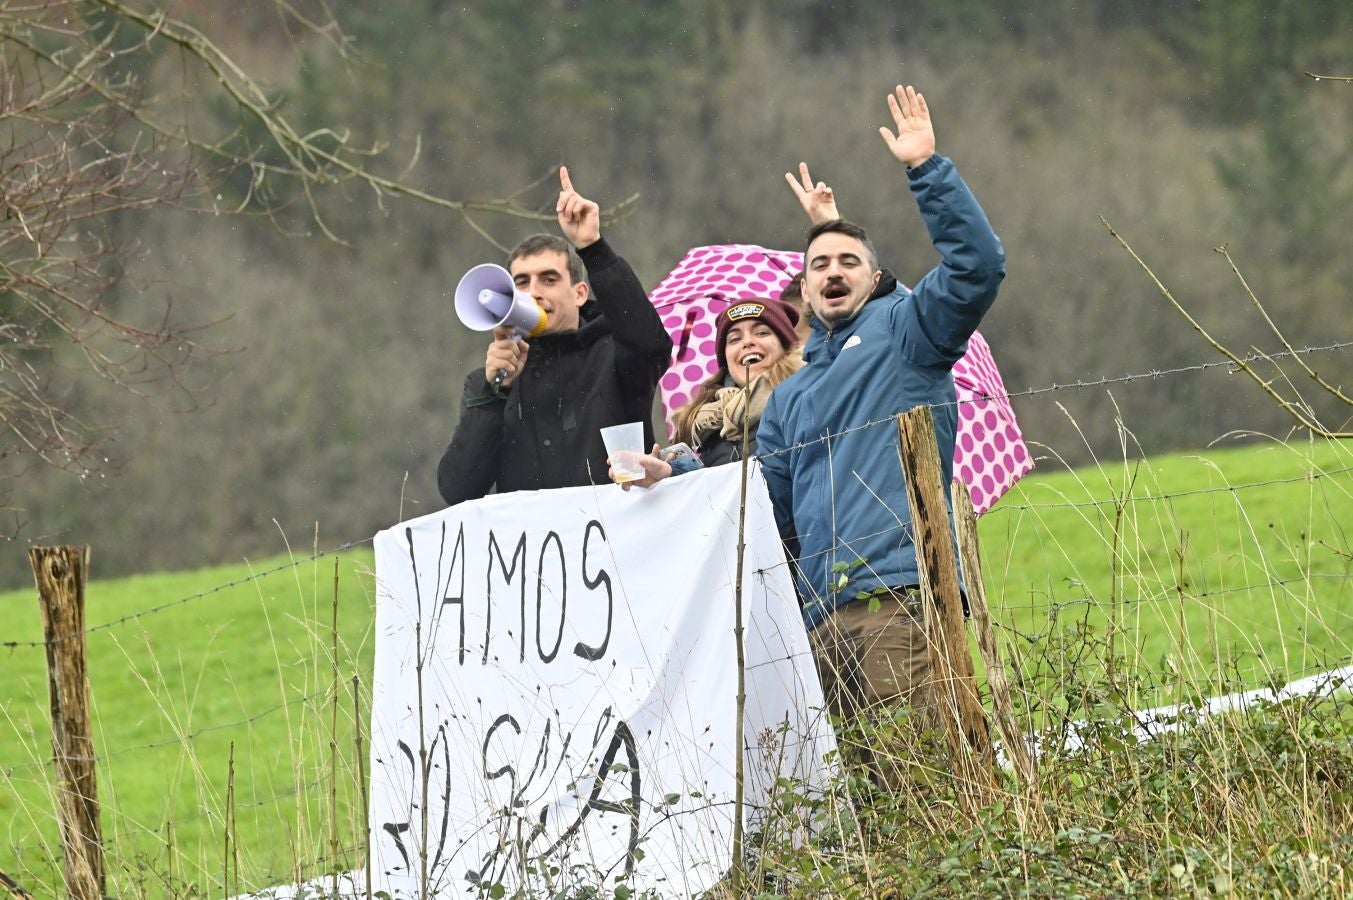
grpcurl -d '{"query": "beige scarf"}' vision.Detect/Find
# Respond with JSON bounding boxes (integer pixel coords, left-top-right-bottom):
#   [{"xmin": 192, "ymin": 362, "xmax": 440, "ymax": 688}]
[{"xmin": 692, "ymin": 351, "xmax": 802, "ymax": 447}]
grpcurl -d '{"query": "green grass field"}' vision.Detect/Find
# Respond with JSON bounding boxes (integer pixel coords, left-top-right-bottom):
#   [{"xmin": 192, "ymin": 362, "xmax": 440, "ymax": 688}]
[
  {"xmin": 0, "ymin": 436, "xmax": 1349, "ymax": 896},
  {"xmin": 1, "ymin": 548, "xmax": 380, "ymax": 896},
  {"xmin": 981, "ymin": 436, "xmax": 1351, "ymax": 712}
]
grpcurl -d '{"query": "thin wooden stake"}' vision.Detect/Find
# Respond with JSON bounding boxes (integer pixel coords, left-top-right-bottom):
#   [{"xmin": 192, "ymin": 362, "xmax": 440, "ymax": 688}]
[
  {"xmin": 895, "ymin": 409, "xmax": 997, "ymax": 806},
  {"xmin": 330, "ymin": 559, "xmax": 341, "ymax": 900},
  {"xmin": 354, "ymin": 674, "xmax": 373, "ymax": 900},
  {"xmin": 224, "ymin": 740, "xmax": 236, "ymax": 900},
  {"xmin": 951, "ymin": 481, "xmax": 1037, "ymax": 790},
  {"xmin": 29, "ymin": 546, "xmax": 104, "ymax": 900},
  {"xmin": 729, "ymin": 377, "xmax": 753, "ymax": 897}
]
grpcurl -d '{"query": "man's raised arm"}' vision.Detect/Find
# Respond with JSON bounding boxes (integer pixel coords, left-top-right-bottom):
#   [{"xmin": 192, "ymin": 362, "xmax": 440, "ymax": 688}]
[
  {"xmin": 558, "ymin": 166, "xmax": 671, "ymax": 364},
  {"xmin": 886, "ymin": 85, "xmax": 1005, "ymax": 366}
]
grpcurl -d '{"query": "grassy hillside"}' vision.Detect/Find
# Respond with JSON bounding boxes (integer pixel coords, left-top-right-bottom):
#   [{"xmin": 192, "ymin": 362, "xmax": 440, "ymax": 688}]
[
  {"xmin": 0, "ymin": 548, "xmax": 380, "ymax": 895},
  {"xmin": 0, "ymin": 436, "xmax": 1348, "ymax": 895},
  {"xmin": 983, "ymin": 435, "xmax": 1350, "ymax": 715}
]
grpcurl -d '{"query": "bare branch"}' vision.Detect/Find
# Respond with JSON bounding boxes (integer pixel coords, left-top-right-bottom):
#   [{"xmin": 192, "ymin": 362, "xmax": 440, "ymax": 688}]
[
  {"xmin": 1100, "ymin": 217, "xmax": 1350, "ymax": 439},
  {"xmin": 1215, "ymin": 243, "xmax": 1353, "ymax": 408},
  {"xmin": 4, "ymin": 1, "xmax": 617, "ymax": 477}
]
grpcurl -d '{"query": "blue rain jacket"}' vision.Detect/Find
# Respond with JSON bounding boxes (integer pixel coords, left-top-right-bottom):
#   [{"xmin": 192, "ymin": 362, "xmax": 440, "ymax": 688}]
[{"xmin": 756, "ymin": 154, "xmax": 1006, "ymax": 630}]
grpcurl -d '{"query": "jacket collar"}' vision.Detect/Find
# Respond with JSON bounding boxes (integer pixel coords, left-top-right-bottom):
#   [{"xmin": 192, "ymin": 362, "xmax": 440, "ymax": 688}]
[
  {"xmin": 802, "ymin": 268, "xmax": 900, "ymax": 362},
  {"xmin": 536, "ymin": 301, "xmax": 607, "ymax": 348}
]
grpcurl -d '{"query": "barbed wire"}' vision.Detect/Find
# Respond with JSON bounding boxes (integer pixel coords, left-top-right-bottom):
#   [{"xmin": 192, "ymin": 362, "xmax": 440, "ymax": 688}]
[
  {"xmin": 755, "ymin": 338, "xmax": 1353, "ymax": 461},
  {"xmin": 0, "ymin": 685, "xmax": 340, "ymax": 778},
  {"xmin": 7, "ymin": 444, "xmax": 1344, "ymax": 653},
  {"xmin": 1, "ymin": 339, "xmax": 1347, "ymax": 875},
  {"xmin": 748, "ymin": 461, "xmax": 1353, "ymax": 582},
  {"xmin": 990, "ymin": 572, "xmax": 1353, "ymax": 614},
  {"xmin": 990, "ymin": 465, "xmax": 1353, "ymax": 513},
  {"xmin": 745, "ymin": 573, "xmax": 1351, "ymax": 661},
  {"xmin": 3, "ymin": 536, "xmax": 374, "ymax": 650},
  {"xmin": 6, "ymin": 339, "xmax": 1349, "ymax": 650},
  {"xmin": 4, "ymin": 776, "xmax": 332, "ymax": 862}
]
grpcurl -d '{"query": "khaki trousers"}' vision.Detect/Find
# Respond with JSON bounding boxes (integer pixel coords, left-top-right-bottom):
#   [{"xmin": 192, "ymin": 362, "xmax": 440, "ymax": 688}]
[{"xmin": 808, "ymin": 588, "xmax": 933, "ymax": 720}]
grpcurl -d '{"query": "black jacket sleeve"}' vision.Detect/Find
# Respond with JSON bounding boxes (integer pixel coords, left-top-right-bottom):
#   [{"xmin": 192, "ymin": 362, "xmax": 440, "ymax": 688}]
[
  {"xmin": 437, "ymin": 370, "xmax": 505, "ymax": 506},
  {"xmin": 579, "ymin": 236, "xmax": 672, "ymax": 389}
]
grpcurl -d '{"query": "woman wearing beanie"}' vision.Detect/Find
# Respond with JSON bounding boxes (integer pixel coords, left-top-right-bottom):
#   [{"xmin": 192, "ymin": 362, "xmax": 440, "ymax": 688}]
[
  {"xmin": 609, "ymin": 162, "xmax": 837, "ymax": 487},
  {"xmin": 678, "ymin": 299, "xmax": 802, "ymax": 465},
  {"xmin": 610, "ymin": 299, "xmax": 802, "ymax": 487}
]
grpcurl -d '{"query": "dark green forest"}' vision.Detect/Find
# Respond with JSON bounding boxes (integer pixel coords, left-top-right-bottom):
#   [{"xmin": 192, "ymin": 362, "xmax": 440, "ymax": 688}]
[{"xmin": 3, "ymin": 0, "xmax": 1352, "ymax": 584}]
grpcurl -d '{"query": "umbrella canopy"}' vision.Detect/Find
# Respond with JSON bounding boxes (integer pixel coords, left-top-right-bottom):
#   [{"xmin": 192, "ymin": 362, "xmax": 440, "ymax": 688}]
[
  {"xmin": 648, "ymin": 244, "xmax": 1031, "ymax": 514},
  {"xmin": 650, "ymin": 244, "xmax": 802, "ymax": 415}
]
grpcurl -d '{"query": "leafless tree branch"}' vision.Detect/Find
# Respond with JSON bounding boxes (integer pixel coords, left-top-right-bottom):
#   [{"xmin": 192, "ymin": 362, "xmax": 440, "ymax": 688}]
[
  {"xmin": 1100, "ymin": 217, "xmax": 1350, "ymax": 439},
  {"xmin": 3, "ymin": 1, "xmax": 622, "ymax": 479}
]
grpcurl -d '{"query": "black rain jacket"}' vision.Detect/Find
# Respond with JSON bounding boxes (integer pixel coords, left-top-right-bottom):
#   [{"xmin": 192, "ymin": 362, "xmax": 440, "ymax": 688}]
[{"xmin": 437, "ymin": 237, "xmax": 672, "ymax": 505}]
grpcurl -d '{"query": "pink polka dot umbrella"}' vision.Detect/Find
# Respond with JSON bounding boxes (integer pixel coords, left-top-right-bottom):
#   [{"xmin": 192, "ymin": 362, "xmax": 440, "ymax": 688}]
[{"xmin": 649, "ymin": 244, "xmax": 1032, "ymax": 514}]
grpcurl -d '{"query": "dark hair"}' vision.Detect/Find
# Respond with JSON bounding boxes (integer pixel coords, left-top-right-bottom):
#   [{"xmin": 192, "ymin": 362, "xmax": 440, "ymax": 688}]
[
  {"xmin": 778, "ymin": 271, "xmax": 804, "ymax": 305},
  {"xmin": 804, "ymin": 219, "xmax": 878, "ymax": 273},
  {"xmin": 507, "ymin": 234, "xmax": 589, "ymax": 285}
]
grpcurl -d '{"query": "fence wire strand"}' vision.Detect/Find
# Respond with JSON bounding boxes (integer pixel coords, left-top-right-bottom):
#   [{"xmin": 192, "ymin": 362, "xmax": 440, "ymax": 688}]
[{"xmin": 7, "ymin": 338, "xmax": 1350, "ymax": 647}]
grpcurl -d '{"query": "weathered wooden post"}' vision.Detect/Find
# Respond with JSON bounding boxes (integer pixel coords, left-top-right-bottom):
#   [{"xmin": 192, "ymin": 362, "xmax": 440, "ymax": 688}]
[
  {"xmin": 896, "ymin": 408, "xmax": 997, "ymax": 805},
  {"xmin": 952, "ymin": 481, "xmax": 1038, "ymax": 791},
  {"xmin": 29, "ymin": 546, "xmax": 104, "ymax": 900}
]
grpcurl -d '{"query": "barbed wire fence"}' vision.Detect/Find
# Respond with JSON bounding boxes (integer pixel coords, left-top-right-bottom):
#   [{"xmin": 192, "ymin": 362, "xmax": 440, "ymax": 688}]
[{"xmin": 2, "ymin": 338, "xmax": 1350, "ymax": 896}]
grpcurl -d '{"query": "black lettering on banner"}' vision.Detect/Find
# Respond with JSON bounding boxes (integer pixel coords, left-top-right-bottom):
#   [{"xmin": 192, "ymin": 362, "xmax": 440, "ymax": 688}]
[
  {"xmin": 380, "ymin": 729, "xmax": 455, "ymax": 877},
  {"xmin": 380, "ymin": 740, "xmax": 416, "ymax": 873},
  {"xmin": 404, "ymin": 527, "xmax": 423, "ymax": 617},
  {"xmin": 485, "ymin": 530, "xmax": 527, "ymax": 664},
  {"xmin": 591, "ymin": 706, "xmax": 614, "ymax": 750},
  {"xmin": 575, "ymin": 520, "xmax": 613, "ymax": 661},
  {"xmin": 478, "ymin": 715, "xmax": 561, "ymax": 889},
  {"xmin": 440, "ymin": 523, "xmax": 468, "ymax": 664},
  {"xmin": 482, "ymin": 713, "xmax": 522, "ymax": 785},
  {"xmin": 427, "ymin": 725, "xmax": 453, "ymax": 875},
  {"xmin": 544, "ymin": 718, "xmax": 643, "ymax": 875},
  {"xmin": 536, "ymin": 531, "xmax": 567, "ymax": 663}
]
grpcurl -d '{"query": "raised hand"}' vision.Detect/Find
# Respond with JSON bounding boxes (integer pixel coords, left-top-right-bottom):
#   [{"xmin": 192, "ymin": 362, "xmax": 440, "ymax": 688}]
[
  {"xmin": 783, "ymin": 162, "xmax": 842, "ymax": 224},
  {"xmin": 556, "ymin": 166, "xmax": 601, "ymax": 249},
  {"xmin": 878, "ymin": 84, "xmax": 936, "ymax": 170}
]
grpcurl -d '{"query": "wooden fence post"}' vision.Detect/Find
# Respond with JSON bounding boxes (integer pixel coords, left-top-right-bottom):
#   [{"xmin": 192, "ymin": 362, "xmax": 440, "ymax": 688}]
[
  {"xmin": 29, "ymin": 546, "xmax": 104, "ymax": 900},
  {"xmin": 896, "ymin": 408, "xmax": 997, "ymax": 805},
  {"xmin": 951, "ymin": 481, "xmax": 1038, "ymax": 791}
]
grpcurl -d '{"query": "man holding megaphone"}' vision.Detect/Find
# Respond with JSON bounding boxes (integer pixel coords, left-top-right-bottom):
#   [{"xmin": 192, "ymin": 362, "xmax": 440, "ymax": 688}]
[{"xmin": 438, "ymin": 167, "xmax": 672, "ymax": 505}]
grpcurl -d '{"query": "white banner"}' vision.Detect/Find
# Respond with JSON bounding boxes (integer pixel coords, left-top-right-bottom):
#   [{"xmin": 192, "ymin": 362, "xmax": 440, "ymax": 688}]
[{"xmin": 364, "ymin": 462, "xmax": 834, "ymax": 898}]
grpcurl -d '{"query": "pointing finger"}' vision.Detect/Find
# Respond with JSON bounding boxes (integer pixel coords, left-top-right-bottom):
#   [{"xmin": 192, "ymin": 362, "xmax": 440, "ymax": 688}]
[
  {"xmin": 798, "ymin": 161, "xmax": 814, "ymax": 191},
  {"xmin": 559, "ymin": 165, "xmax": 573, "ymax": 194}
]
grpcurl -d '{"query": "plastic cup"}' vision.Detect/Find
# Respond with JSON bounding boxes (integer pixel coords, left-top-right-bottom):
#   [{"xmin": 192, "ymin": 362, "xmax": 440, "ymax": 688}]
[{"xmin": 600, "ymin": 422, "xmax": 646, "ymax": 483}]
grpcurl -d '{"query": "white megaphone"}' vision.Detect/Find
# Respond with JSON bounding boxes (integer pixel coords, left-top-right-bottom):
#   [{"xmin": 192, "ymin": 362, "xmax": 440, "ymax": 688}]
[{"xmin": 454, "ymin": 263, "xmax": 549, "ymax": 338}]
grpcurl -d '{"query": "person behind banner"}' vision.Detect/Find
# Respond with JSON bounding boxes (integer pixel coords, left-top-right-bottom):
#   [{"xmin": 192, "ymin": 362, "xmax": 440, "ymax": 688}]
[
  {"xmin": 608, "ymin": 299, "xmax": 802, "ymax": 488},
  {"xmin": 438, "ymin": 167, "xmax": 673, "ymax": 505},
  {"xmin": 756, "ymin": 85, "xmax": 1006, "ymax": 728},
  {"xmin": 608, "ymin": 166, "xmax": 844, "ymax": 489}
]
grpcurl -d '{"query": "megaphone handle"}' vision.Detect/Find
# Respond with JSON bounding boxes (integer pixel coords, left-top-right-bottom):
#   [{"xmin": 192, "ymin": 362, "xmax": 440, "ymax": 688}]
[{"xmin": 490, "ymin": 332, "xmax": 524, "ymax": 390}]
